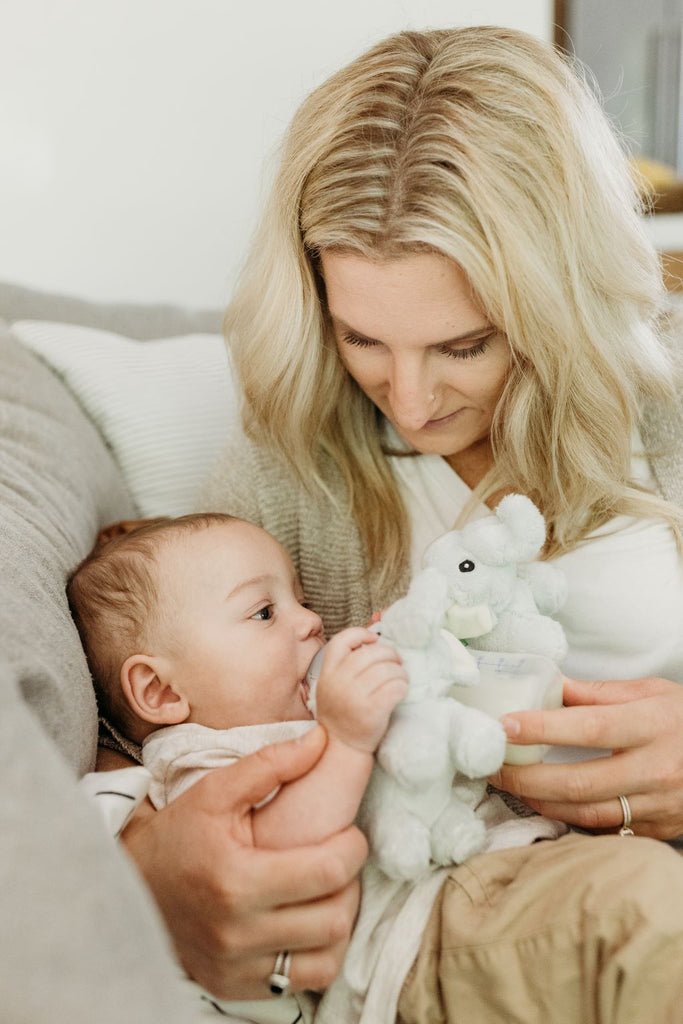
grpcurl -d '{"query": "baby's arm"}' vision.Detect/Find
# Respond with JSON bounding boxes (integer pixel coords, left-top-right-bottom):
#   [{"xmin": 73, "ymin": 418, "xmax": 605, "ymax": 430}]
[{"xmin": 253, "ymin": 628, "xmax": 408, "ymax": 848}]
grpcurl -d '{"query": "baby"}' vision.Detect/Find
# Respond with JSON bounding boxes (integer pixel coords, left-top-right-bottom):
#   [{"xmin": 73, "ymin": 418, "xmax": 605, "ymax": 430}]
[
  {"xmin": 69, "ymin": 514, "xmax": 682, "ymax": 1024},
  {"xmin": 67, "ymin": 512, "xmax": 409, "ymax": 1023}
]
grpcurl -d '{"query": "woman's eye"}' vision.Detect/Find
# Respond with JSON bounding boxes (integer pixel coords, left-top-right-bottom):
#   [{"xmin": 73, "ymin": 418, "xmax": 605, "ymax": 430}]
[
  {"xmin": 341, "ymin": 330, "xmax": 494, "ymax": 358},
  {"xmin": 341, "ymin": 331, "xmax": 377, "ymax": 349},
  {"xmin": 252, "ymin": 605, "xmax": 274, "ymax": 621},
  {"xmin": 443, "ymin": 338, "xmax": 490, "ymax": 360}
]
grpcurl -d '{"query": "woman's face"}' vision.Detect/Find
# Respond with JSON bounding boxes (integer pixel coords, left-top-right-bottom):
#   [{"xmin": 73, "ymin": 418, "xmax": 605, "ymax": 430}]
[{"xmin": 321, "ymin": 251, "xmax": 510, "ymax": 460}]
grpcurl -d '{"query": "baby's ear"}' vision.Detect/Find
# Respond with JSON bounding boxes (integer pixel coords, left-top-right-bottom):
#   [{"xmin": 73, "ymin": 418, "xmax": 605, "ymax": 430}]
[{"xmin": 120, "ymin": 655, "xmax": 190, "ymax": 726}]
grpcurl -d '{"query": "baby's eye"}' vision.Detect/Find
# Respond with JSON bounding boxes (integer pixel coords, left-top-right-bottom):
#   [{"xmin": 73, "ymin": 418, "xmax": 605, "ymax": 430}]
[{"xmin": 252, "ymin": 604, "xmax": 274, "ymax": 621}]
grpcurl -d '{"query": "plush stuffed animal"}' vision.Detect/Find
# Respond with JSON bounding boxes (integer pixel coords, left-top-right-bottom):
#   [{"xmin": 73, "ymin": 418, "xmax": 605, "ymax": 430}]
[
  {"xmin": 306, "ymin": 495, "xmax": 564, "ymax": 881},
  {"xmin": 356, "ymin": 567, "xmax": 507, "ymax": 881},
  {"xmin": 424, "ymin": 494, "xmax": 568, "ymax": 664}
]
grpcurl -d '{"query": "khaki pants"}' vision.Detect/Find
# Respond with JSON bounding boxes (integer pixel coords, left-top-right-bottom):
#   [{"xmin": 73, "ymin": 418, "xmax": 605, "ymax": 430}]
[{"xmin": 397, "ymin": 832, "xmax": 683, "ymax": 1024}]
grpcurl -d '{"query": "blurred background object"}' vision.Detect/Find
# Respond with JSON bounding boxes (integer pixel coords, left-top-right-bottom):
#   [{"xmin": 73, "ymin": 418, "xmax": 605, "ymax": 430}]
[
  {"xmin": 556, "ymin": 0, "xmax": 683, "ymax": 210},
  {"xmin": 556, "ymin": 0, "xmax": 683, "ymax": 290}
]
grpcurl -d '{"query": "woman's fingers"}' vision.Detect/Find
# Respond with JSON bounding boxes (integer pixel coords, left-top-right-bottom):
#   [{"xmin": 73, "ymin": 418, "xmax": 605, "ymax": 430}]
[
  {"xmin": 499, "ymin": 699, "xmax": 659, "ymax": 751},
  {"xmin": 562, "ymin": 675, "xmax": 675, "ymax": 706},
  {"xmin": 490, "ymin": 677, "xmax": 683, "ymax": 840},
  {"xmin": 204, "ymin": 725, "xmax": 328, "ymax": 818},
  {"xmin": 233, "ymin": 930, "xmax": 356, "ymax": 998},
  {"xmin": 491, "ymin": 751, "xmax": 629, "ymax": 805},
  {"xmin": 499, "ymin": 676, "xmax": 683, "ymax": 752},
  {"xmin": 240, "ymin": 826, "xmax": 368, "ymax": 908},
  {"xmin": 196, "ymin": 877, "xmax": 362, "ymax": 1000},
  {"xmin": 492, "ymin": 742, "xmax": 678, "ymax": 805},
  {"xmin": 213, "ymin": 875, "xmax": 360, "ymax": 957},
  {"xmin": 520, "ymin": 789, "xmax": 683, "ymax": 840}
]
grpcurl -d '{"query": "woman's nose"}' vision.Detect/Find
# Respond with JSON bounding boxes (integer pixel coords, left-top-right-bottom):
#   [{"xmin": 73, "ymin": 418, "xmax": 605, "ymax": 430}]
[{"xmin": 388, "ymin": 361, "xmax": 434, "ymax": 431}]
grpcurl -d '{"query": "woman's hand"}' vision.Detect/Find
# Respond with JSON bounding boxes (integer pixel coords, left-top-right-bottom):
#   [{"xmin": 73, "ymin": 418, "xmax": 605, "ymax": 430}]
[
  {"xmin": 121, "ymin": 725, "xmax": 367, "ymax": 999},
  {"xmin": 489, "ymin": 676, "xmax": 683, "ymax": 840}
]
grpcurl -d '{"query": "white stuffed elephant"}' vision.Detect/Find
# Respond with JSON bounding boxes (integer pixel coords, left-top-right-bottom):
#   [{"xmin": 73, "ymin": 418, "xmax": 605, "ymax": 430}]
[{"xmin": 357, "ymin": 567, "xmax": 507, "ymax": 881}]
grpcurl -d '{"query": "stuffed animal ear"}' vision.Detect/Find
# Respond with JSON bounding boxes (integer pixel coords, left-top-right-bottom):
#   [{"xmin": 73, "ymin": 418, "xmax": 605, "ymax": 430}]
[
  {"xmin": 463, "ymin": 494, "xmax": 546, "ymax": 564},
  {"xmin": 423, "ymin": 494, "xmax": 547, "ymax": 571},
  {"xmin": 380, "ymin": 567, "xmax": 449, "ymax": 648},
  {"xmin": 494, "ymin": 495, "xmax": 546, "ymax": 560}
]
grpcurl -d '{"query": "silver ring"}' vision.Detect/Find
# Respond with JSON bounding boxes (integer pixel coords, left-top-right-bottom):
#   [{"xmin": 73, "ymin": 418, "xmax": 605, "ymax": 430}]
[
  {"xmin": 618, "ymin": 794, "xmax": 634, "ymax": 836},
  {"xmin": 268, "ymin": 950, "xmax": 292, "ymax": 996}
]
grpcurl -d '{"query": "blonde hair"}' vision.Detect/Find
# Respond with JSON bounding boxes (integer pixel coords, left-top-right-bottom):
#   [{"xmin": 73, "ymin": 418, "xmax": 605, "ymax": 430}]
[
  {"xmin": 67, "ymin": 513, "xmax": 237, "ymax": 736},
  {"xmin": 226, "ymin": 26, "xmax": 682, "ymax": 592}
]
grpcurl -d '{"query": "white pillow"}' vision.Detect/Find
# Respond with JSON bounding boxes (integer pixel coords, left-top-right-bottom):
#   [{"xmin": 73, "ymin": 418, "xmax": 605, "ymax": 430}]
[{"xmin": 12, "ymin": 319, "xmax": 241, "ymax": 518}]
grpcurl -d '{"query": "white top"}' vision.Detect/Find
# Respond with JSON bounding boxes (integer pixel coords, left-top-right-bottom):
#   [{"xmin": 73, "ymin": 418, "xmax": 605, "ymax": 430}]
[{"xmin": 390, "ymin": 438, "xmax": 683, "ymax": 763}]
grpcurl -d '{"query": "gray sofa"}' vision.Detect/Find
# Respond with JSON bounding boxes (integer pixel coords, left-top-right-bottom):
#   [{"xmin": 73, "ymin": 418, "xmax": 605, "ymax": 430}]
[{"xmin": 0, "ymin": 282, "xmax": 222, "ymax": 1022}]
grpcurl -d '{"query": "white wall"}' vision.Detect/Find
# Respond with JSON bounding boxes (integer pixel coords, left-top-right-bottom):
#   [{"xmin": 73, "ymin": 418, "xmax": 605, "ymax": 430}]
[{"xmin": 1, "ymin": 1, "xmax": 552, "ymax": 308}]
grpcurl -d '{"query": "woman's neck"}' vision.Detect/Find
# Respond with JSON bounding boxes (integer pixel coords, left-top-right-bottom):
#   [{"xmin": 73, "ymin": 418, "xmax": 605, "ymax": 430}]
[
  {"xmin": 445, "ymin": 439, "xmax": 509, "ymax": 510},
  {"xmin": 444, "ymin": 437, "xmax": 494, "ymax": 490}
]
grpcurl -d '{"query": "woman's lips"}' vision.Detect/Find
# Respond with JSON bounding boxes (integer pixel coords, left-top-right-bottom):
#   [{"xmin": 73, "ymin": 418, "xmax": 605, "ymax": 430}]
[{"xmin": 425, "ymin": 408, "xmax": 464, "ymax": 429}]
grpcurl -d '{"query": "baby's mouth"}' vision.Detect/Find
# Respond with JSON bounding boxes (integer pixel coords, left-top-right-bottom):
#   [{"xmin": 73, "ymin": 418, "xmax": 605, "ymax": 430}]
[{"xmin": 299, "ymin": 677, "xmax": 311, "ymax": 708}]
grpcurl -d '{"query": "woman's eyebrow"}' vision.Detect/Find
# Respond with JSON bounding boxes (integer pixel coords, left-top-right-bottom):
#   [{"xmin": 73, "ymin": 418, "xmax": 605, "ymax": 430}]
[{"xmin": 330, "ymin": 315, "xmax": 494, "ymax": 346}]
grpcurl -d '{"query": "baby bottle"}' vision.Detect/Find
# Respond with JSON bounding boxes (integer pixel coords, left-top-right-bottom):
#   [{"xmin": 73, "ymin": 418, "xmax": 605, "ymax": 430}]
[
  {"xmin": 450, "ymin": 650, "xmax": 564, "ymax": 765},
  {"xmin": 304, "ymin": 644, "xmax": 329, "ymax": 715}
]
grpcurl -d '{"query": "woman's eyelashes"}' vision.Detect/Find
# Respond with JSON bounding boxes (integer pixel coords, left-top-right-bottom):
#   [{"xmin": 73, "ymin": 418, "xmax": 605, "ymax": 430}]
[
  {"xmin": 339, "ymin": 331, "xmax": 377, "ymax": 350},
  {"xmin": 339, "ymin": 330, "xmax": 493, "ymax": 360},
  {"xmin": 442, "ymin": 337, "xmax": 491, "ymax": 360}
]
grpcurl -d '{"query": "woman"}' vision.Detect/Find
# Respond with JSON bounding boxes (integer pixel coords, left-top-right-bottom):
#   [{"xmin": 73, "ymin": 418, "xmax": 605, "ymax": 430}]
[
  {"xmin": 203, "ymin": 24, "xmax": 683, "ymax": 841},
  {"xmin": 122, "ymin": 25, "xmax": 683, "ymax": 1019}
]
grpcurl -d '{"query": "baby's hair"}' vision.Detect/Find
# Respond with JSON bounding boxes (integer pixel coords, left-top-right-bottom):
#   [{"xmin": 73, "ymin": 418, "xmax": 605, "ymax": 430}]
[{"xmin": 67, "ymin": 512, "xmax": 239, "ymax": 736}]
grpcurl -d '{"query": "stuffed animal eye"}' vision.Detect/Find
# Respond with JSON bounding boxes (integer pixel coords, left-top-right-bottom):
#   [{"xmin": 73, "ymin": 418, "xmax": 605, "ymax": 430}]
[{"xmin": 458, "ymin": 560, "xmax": 475, "ymax": 572}]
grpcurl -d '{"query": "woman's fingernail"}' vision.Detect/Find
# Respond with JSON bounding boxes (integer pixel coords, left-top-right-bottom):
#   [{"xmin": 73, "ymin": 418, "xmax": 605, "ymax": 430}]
[
  {"xmin": 501, "ymin": 716, "xmax": 521, "ymax": 738},
  {"xmin": 297, "ymin": 724, "xmax": 322, "ymax": 744}
]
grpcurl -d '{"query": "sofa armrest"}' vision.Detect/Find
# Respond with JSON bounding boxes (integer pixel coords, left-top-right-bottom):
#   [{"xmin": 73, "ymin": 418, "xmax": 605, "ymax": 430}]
[
  {"xmin": 0, "ymin": 323, "xmax": 195, "ymax": 1020},
  {"xmin": 0, "ymin": 279, "xmax": 222, "ymax": 339}
]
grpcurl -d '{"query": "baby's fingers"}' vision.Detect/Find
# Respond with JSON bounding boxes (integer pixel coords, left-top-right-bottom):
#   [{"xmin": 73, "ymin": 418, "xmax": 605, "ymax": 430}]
[
  {"xmin": 375, "ymin": 676, "xmax": 410, "ymax": 710},
  {"xmin": 366, "ymin": 660, "xmax": 409, "ymax": 698},
  {"xmin": 321, "ymin": 628, "xmax": 378, "ymax": 670}
]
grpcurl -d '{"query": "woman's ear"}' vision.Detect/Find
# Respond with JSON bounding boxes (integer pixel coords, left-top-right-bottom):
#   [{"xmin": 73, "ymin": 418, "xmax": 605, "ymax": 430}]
[{"xmin": 120, "ymin": 655, "xmax": 190, "ymax": 727}]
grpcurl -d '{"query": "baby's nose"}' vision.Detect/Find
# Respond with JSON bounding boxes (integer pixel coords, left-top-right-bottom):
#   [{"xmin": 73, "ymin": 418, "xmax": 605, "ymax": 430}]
[{"xmin": 301, "ymin": 606, "xmax": 324, "ymax": 639}]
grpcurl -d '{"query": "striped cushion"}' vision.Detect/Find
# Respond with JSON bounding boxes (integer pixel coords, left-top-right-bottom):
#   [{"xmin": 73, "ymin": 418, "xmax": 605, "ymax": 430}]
[{"xmin": 12, "ymin": 319, "xmax": 240, "ymax": 517}]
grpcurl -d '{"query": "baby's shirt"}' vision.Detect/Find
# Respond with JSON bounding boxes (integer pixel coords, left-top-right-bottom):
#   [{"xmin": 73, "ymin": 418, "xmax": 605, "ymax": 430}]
[{"xmin": 142, "ymin": 720, "xmax": 315, "ymax": 809}]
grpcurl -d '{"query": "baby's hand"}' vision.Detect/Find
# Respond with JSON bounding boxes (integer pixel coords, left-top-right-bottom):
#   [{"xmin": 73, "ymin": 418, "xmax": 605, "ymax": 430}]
[{"xmin": 315, "ymin": 628, "xmax": 409, "ymax": 752}]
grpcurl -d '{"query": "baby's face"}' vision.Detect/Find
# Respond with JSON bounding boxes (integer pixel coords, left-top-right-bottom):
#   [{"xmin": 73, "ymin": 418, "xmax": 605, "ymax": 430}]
[{"xmin": 156, "ymin": 521, "xmax": 325, "ymax": 729}]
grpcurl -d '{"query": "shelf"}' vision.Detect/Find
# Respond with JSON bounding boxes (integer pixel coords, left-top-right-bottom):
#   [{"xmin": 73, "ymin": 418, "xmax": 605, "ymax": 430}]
[
  {"xmin": 651, "ymin": 182, "xmax": 683, "ymax": 213},
  {"xmin": 661, "ymin": 251, "xmax": 683, "ymax": 291}
]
